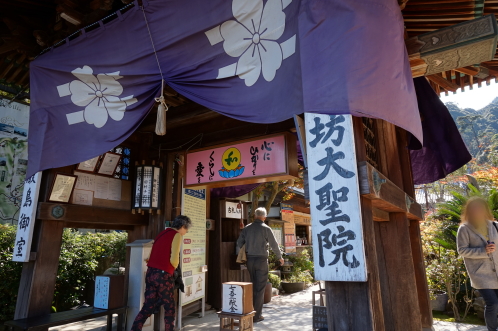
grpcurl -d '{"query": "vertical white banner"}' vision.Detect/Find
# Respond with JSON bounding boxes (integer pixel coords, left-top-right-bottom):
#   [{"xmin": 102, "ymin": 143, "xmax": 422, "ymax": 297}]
[
  {"xmin": 305, "ymin": 113, "xmax": 367, "ymax": 282},
  {"xmin": 12, "ymin": 172, "xmax": 42, "ymax": 262}
]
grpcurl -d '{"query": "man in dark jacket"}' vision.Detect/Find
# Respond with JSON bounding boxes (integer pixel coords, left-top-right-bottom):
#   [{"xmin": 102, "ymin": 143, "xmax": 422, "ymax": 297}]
[{"xmin": 237, "ymin": 207, "xmax": 283, "ymax": 322}]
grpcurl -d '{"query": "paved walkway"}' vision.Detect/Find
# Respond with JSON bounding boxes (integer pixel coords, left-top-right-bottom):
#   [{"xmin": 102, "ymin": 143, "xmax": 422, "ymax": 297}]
[
  {"xmin": 182, "ymin": 285, "xmax": 316, "ymax": 331},
  {"xmin": 48, "ymin": 285, "xmax": 488, "ymax": 331},
  {"xmin": 433, "ymin": 321, "xmax": 486, "ymax": 331}
]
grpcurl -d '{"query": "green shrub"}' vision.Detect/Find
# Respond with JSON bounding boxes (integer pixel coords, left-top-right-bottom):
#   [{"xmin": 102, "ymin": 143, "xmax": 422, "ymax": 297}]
[
  {"xmin": 287, "ymin": 248, "xmax": 314, "ymax": 277},
  {"xmin": 268, "ymin": 273, "xmax": 281, "ymax": 289},
  {"xmin": 0, "ymin": 226, "xmax": 127, "ymax": 323},
  {"xmin": 0, "ymin": 225, "xmax": 22, "ymax": 324},
  {"xmin": 54, "ymin": 230, "xmax": 127, "ymax": 311},
  {"xmin": 286, "ymin": 270, "xmax": 314, "ymax": 285}
]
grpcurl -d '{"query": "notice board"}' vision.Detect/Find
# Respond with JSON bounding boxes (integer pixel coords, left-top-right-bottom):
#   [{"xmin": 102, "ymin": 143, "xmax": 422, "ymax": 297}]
[
  {"xmin": 181, "ymin": 188, "xmax": 207, "ymax": 306},
  {"xmin": 281, "ymin": 203, "xmax": 296, "ymax": 253}
]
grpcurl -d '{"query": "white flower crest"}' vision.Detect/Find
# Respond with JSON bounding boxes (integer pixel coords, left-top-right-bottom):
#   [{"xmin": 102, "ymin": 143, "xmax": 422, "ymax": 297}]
[
  {"xmin": 220, "ymin": 0, "xmax": 288, "ymax": 86},
  {"xmin": 58, "ymin": 65, "xmax": 137, "ymax": 128}
]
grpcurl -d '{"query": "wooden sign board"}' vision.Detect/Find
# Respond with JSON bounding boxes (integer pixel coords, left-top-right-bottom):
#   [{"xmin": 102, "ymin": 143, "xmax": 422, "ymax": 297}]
[
  {"xmin": 185, "ymin": 133, "xmax": 298, "ymax": 188},
  {"xmin": 281, "ymin": 203, "xmax": 296, "ymax": 253},
  {"xmin": 221, "ymin": 200, "xmax": 245, "ymax": 219},
  {"xmin": 305, "ymin": 113, "xmax": 367, "ymax": 282},
  {"xmin": 222, "ymin": 282, "xmax": 253, "ymax": 315},
  {"xmin": 313, "ymin": 306, "xmax": 328, "ymax": 330},
  {"xmin": 12, "ymin": 172, "xmax": 42, "ymax": 262}
]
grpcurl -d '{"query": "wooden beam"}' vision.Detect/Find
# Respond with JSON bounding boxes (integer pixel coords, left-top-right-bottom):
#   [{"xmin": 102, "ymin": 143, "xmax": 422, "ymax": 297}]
[
  {"xmin": 372, "ymin": 208, "xmax": 390, "ymax": 222},
  {"xmin": 455, "ymin": 66, "xmax": 479, "ymax": 76},
  {"xmin": 153, "ymin": 118, "xmax": 295, "ymax": 150},
  {"xmin": 480, "ymin": 63, "xmax": 498, "ymax": 76},
  {"xmin": 68, "ymin": 222, "xmax": 134, "ymax": 231},
  {"xmin": 426, "ymin": 74, "xmax": 459, "ymax": 92},
  {"xmin": 37, "ymin": 202, "xmax": 149, "ymax": 226},
  {"xmin": 358, "ymin": 161, "xmax": 422, "ymax": 221}
]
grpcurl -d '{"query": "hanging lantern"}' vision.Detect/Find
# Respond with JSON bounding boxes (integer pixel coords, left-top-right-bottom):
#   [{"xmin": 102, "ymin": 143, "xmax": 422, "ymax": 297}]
[{"xmin": 132, "ymin": 160, "xmax": 163, "ymax": 214}]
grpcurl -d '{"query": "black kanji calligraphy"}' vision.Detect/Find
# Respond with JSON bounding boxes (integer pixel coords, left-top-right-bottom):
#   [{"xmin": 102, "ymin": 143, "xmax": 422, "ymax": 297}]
[
  {"xmin": 308, "ymin": 115, "xmax": 346, "ymax": 148},
  {"xmin": 18, "ymin": 213, "xmax": 30, "ymax": 231},
  {"xmin": 320, "ymin": 201, "xmax": 350, "ymax": 225},
  {"xmin": 25, "ymin": 175, "xmax": 36, "ymax": 184},
  {"xmin": 323, "ymin": 115, "xmax": 345, "ymax": 146},
  {"xmin": 316, "ymin": 228, "xmax": 332, "ymax": 267},
  {"xmin": 228, "ymin": 285, "xmax": 238, "ymax": 313},
  {"xmin": 314, "ymin": 183, "xmax": 350, "ymax": 219},
  {"xmin": 330, "ymin": 245, "xmax": 360, "ymax": 268},
  {"xmin": 317, "ymin": 226, "xmax": 359, "ymax": 268},
  {"xmin": 261, "ymin": 141, "xmax": 274, "ymax": 161},
  {"xmin": 23, "ymin": 188, "xmax": 32, "ymax": 207},
  {"xmin": 313, "ymin": 147, "xmax": 355, "ymax": 181},
  {"xmin": 308, "ymin": 117, "xmax": 325, "ymax": 148},
  {"xmin": 332, "ymin": 186, "xmax": 349, "ymax": 202},
  {"xmin": 16, "ymin": 237, "xmax": 26, "ymax": 257},
  {"xmin": 195, "ymin": 162, "xmax": 204, "ymax": 183},
  {"xmin": 315, "ymin": 183, "xmax": 332, "ymax": 211}
]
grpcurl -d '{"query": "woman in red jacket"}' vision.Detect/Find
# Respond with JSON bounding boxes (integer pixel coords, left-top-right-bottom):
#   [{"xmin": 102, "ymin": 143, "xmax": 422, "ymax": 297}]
[{"xmin": 131, "ymin": 215, "xmax": 192, "ymax": 331}]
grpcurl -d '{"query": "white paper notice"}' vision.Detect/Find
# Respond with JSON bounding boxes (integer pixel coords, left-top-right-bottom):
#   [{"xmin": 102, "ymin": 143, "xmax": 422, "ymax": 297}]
[
  {"xmin": 95, "ymin": 177, "xmax": 109, "ymax": 199},
  {"xmin": 72, "ymin": 190, "xmax": 93, "ymax": 206},
  {"xmin": 108, "ymin": 179, "xmax": 122, "ymax": 201},
  {"xmin": 74, "ymin": 172, "xmax": 97, "ymax": 191}
]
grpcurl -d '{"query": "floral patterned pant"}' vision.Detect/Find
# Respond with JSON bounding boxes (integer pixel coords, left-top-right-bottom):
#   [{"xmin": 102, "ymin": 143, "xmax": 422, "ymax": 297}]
[{"xmin": 131, "ymin": 267, "xmax": 176, "ymax": 331}]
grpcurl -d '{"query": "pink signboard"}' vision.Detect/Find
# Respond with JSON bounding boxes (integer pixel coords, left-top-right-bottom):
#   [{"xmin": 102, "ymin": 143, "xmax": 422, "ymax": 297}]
[{"xmin": 186, "ymin": 134, "xmax": 294, "ymax": 186}]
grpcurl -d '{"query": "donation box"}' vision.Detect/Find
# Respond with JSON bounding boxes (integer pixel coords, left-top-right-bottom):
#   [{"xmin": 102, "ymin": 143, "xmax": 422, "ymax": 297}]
[
  {"xmin": 222, "ymin": 282, "xmax": 253, "ymax": 315},
  {"xmin": 94, "ymin": 275, "xmax": 125, "ymax": 309}
]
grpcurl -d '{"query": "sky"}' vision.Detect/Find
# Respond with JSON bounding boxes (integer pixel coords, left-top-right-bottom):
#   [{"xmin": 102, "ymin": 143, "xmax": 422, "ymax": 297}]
[{"xmin": 440, "ymin": 80, "xmax": 498, "ymax": 110}]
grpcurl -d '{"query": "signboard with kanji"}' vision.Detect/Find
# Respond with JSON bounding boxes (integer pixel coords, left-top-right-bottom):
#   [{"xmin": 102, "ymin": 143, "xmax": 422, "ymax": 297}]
[
  {"xmin": 181, "ymin": 188, "xmax": 207, "ymax": 305},
  {"xmin": 12, "ymin": 172, "xmax": 42, "ymax": 262},
  {"xmin": 305, "ymin": 113, "xmax": 367, "ymax": 282},
  {"xmin": 185, "ymin": 133, "xmax": 297, "ymax": 188}
]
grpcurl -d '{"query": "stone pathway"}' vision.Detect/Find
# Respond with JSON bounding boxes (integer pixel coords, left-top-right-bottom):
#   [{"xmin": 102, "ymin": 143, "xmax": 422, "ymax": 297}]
[
  {"xmin": 47, "ymin": 286, "xmax": 489, "ymax": 331},
  {"xmin": 181, "ymin": 285, "xmax": 316, "ymax": 331},
  {"xmin": 433, "ymin": 321, "xmax": 486, "ymax": 331}
]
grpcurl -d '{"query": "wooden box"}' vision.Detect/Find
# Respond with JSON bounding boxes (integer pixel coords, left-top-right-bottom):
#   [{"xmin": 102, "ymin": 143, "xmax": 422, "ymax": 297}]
[
  {"xmin": 94, "ymin": 275, "xmax": 125, "ymax": 309},
  {"xmin": 222, "ymin": 282, "xmax": 253, "ymax": 315}
]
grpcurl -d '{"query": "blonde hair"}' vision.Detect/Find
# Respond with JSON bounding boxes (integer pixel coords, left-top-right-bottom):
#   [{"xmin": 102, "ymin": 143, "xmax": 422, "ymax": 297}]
[{"xmin": 461, "ymin": 197, "xmax": 494, "ymax": 224}]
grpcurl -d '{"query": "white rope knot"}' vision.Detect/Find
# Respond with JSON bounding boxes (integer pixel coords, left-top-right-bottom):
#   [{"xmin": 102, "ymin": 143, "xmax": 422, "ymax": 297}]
[
  {"xmin": 155, "ymin": 95, "xmax": 169, "ymax": 110},
  {"xmin": 155, "ymin": 80, "xmax": 168, "ymax": 136}
]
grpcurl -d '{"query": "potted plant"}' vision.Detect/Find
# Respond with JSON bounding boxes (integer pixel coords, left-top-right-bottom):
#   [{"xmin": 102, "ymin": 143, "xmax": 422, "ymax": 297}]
[
  {"xmin": 281, "ymin": 249, "xmax": 315, "ymax": 294},
  {"xmin": 430, "ymin": 290, "xmax": 448, "ymax": 312},
  {"xmin": 281, "ymin": 270, "xmax": 313, "ymax": 293}
]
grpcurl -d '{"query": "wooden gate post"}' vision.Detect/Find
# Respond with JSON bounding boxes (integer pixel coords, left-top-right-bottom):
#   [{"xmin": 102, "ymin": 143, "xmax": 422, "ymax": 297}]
[{"xmin": 14, "ymin": 219, "xmax": 65, "ymax": 319}]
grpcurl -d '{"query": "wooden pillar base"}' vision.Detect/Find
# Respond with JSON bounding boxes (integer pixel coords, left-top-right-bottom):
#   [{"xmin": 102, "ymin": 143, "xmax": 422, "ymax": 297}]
[
  {"xmin": 325, "ymin": 281, "xmax": 372, "ymax": 330},
  {"xmin": 14, "ymin": 219, "xmax": 64, "ymax": 319}
]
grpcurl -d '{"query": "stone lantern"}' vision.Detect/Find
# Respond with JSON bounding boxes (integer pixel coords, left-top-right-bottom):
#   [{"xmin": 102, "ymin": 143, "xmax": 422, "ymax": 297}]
[{"xmin": 281, "ymin": 259, "xmax": 293, "ymax": 275}]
